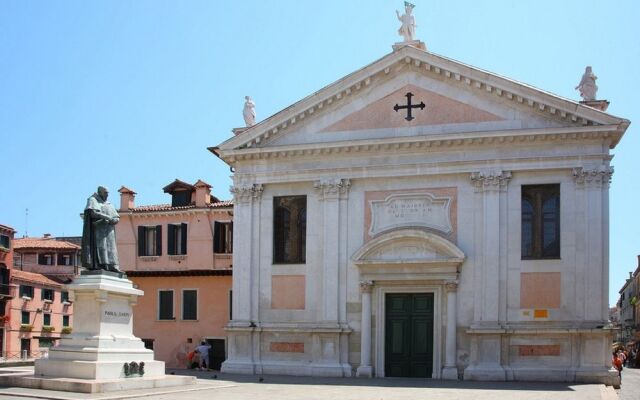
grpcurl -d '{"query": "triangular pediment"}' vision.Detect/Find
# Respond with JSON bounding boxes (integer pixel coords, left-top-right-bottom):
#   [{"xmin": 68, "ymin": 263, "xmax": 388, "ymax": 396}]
[
  {"xmin": 322, "ymin": 84, "xmax": 503, "ymax": 133},
  {"xmin": 215, "ymin": 46, "xmax": 628, "ymax": 160}
]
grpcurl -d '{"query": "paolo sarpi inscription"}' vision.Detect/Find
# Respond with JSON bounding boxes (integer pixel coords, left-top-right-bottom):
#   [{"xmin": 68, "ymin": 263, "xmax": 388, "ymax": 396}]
[{"xmin": 369, "ymin": 192, "xmax": 452, "ymax": 236}]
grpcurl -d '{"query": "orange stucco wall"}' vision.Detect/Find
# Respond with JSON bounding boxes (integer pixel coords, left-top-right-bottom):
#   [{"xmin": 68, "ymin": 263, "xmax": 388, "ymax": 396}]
[
  {"xmin": 130, "ymin": 275, "xmax": 231, "ymax": 368},
  {"xmin": 116, "ymin": 209, "xmax": 232, "ymax": 272},
  {"xmin": 5, "ymin": 286, "xmax": 72, "ymax": 357}
]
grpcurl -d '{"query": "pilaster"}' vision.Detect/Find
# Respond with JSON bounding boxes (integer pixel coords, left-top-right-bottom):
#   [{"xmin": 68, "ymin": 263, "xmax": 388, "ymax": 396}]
[
  {"xmin": 469, "ymin": 170, "xmax": 511, "ymax": 325},
  {"xmin": 573, "ymin": 166, "xmax": 612, "ymax": 322},
  {"xmin": 314, "ymin": 178, "xmax": 351, "ymax": 323}
]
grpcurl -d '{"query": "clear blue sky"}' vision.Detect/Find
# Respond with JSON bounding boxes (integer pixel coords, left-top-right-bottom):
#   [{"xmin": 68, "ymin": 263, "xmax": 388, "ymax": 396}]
[{"xmin": 1, "ymin": 1, "xmax": 638, "ymax": 305}]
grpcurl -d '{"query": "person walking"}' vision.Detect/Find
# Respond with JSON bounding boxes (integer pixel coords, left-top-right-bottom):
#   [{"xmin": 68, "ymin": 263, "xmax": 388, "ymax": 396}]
[{"xmin": 196, "ymin": 341, "xmax": 212, "ymax": 370}]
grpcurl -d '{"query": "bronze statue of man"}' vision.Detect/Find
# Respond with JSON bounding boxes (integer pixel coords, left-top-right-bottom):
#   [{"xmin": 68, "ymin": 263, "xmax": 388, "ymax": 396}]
[{"xmin": 81, "ymin": 186, "xmax": 121, "ymax": 272}]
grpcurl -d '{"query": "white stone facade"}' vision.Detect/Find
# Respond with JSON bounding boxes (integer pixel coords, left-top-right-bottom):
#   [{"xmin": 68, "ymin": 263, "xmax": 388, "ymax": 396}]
[{"xmin": 213, "ymin": 45, "xmax": 629, "ymax": 383}]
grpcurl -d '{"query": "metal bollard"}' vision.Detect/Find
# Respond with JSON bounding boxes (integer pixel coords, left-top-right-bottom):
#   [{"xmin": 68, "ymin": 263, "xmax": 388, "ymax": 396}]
[{"xmin": 21, "ymin": 350, "xmax": 27, "ymax": 360}]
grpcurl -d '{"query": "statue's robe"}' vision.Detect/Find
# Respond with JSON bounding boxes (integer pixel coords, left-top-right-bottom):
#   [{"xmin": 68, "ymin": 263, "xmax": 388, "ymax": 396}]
[{"xmin": 81, "ymin": 194, "xmax": 120, "ymax": 271}]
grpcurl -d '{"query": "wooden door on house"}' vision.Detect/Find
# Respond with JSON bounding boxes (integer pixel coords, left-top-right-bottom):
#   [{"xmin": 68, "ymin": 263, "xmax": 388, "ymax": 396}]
[{"xmin": 207, "ymin": 339, "xmax": 226, "ymax": 370}]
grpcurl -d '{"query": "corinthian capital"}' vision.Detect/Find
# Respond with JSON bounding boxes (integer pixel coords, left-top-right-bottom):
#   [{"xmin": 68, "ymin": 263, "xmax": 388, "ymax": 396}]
[
  {"xmin": 314, "ymin": 178, "xmax": 351, "ymax": 200},
  {"xmin": 572, "ymin": 166, "xmax": 613, "ymax": 188},
  {"xmin": 359, "ymin": 280, "xmax": 373, "ymax": 293},
  {"xmin": 470, "ymin": 170, "xmax": 512, "ymax": 192},
  {"xmin": 230, "ymin": 184, "xmax": 264, "ymax": 204}
]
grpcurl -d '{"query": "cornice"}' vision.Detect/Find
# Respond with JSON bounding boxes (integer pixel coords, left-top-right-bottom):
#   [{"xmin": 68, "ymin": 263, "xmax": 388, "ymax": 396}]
[
  {"xmin": 217, "ymin": 46, "xmax": 628, "ymax": 154},
  {"xmin": 219, "ymin": 125, "xmax": 620, "ymax": 164}
]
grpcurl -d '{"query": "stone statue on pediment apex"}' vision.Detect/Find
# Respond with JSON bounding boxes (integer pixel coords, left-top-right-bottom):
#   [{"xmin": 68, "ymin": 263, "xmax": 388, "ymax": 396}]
[{"xmin": 396, "ymin": 2, "xmax": 417, "ymax": 42}]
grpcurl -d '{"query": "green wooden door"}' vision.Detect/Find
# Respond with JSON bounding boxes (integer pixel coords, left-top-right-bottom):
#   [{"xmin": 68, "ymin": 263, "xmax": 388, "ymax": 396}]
[{"xmin": 385, "ymin": 293, "xmax": 434, "ymax": 378}]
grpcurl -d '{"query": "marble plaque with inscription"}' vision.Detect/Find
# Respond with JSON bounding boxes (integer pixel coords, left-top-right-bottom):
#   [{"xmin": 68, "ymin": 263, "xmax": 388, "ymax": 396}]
[
  {"xmin": 369, "ymin": 192, "xmax": 452, "ymax": 236},
  {"xmin": 102, "ymin": 309, "xmax": 132, "ymax": 324}
]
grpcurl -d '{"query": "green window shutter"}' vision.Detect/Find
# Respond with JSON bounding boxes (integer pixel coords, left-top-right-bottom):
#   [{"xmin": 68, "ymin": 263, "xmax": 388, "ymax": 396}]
[
  {"xmin": 167, "ymin": 225, "xmax": 175, "ymax": 256},
  {"xmin": 155, "ymin": 225, "xmax": 162, "ymax": 256},
  {"xmin": 137, "ymin": 226, "xmax": 145, "ymax": 256},
  {"xmin": 181, "ymin": 223, "xmax": 188, "ymax": 255}
]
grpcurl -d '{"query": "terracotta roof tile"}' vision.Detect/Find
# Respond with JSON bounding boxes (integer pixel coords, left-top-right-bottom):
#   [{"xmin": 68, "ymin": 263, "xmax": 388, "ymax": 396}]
[
  {"xmin": 129, "ymin": 200, "xmax": 232, "ymax": 213},
  {"xmin": 13, "ymin": 238, "xmax": 80, "ymax": 250},
  {"xmin": 11, "ymin": 270, "xmax": 64, "ymax": 288}
]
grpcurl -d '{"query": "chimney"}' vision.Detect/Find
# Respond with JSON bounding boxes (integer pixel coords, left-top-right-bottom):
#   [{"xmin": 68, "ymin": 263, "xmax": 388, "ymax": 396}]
[
  {"xmin": 118, "ymin": 186, "xmax": 137, "ymax": 211},
  {"xmin": 43, "ymin": 233, "xmax": 51, "ymax": 239},
  {"xmin": 193, "ymin": 180, "xmax": 212, "ymax": 207}
]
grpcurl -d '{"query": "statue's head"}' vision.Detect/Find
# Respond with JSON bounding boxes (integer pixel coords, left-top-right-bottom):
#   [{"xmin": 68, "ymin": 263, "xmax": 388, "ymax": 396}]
[
  {"xmin": 97, "ymin": 186, "xmax": 109, "ymax": 201},
  {"xmin": 586, "ymin": 66, "xmax": 592, "ymax": 73},
  {"xmin": 245, "ymin": 96, "xmax": 251, "ymax": 101},
  {"xmin": 405, "ymin": 1, "xmax": 415, "ymax": 13}
]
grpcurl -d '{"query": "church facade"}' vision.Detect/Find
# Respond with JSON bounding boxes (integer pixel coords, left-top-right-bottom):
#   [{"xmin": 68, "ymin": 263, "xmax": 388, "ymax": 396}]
[{"xmin": 212, "ymin": 42, "xmax": 629, "ymax": 383}]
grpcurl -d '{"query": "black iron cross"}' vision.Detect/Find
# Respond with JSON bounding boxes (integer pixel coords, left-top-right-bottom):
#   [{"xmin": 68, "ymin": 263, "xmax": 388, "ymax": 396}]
[{"xmin": 393, "ymin": 92, "xmax": 425, "ymax": 121}]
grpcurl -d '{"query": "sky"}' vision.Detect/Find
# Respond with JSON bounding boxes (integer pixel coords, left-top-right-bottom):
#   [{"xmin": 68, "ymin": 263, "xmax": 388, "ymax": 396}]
[{"xmin": 0, "ymin": 1, "xmax": 638, "ymax": 305}]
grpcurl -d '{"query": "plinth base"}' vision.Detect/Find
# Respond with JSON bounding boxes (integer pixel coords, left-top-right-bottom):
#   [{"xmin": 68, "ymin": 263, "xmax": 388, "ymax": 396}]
[
  {"xmin": 392, "ymin": 40, "xmax": 426, "ymax": 51},
  {"xmin": 441, "ymin": 366, "xmax": 459, "ymax": 380},
  {"xmin": 0, "ymin": 373, "xmax": 196, "ymax": 393}
]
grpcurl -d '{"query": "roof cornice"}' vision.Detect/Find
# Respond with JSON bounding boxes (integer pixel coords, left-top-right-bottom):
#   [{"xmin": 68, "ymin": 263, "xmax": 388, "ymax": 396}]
[{"xmin": 218, "ymin": 124, "xmax": 621, "ymax": 164}]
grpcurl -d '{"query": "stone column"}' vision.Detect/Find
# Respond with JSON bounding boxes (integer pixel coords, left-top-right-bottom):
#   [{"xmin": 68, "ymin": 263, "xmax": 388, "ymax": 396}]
[
  {"xmin": 442, "ymin": 281, "xmax": 459, "ymax": 380},
  {"xmin": 314, "ymin": 178, "xmax": 351, "ymax": 323},
  {"xmin": 356, "ymin": 280, "xmax": 373, "ymax": 377}
]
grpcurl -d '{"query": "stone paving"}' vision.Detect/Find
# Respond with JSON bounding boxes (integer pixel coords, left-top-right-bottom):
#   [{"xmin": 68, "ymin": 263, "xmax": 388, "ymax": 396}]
[
  {"xmin": 618, "ymin": 366, "xmax": 640, "ymax": 400},
  {"xmin": 0, "ymin": 367, "xmax": 622, "ymax": 400}
]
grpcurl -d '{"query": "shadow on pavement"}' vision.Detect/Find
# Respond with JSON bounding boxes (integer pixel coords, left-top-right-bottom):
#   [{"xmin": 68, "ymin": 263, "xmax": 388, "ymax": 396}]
[{"xmin": 167, "ymin": 369, "xmax": 580, "ymax": 392}]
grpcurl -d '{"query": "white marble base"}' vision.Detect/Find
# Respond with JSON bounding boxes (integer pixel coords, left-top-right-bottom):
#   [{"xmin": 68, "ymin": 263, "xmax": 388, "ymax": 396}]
[
  {"xmin": 463, "ymin": 365, "xmax": 507, "ymax": 381},
  {"xmin": 35, "ymin": 272, "xmax": 167, "ymax": 383},
  {"xmin": 356, "ymin": 365, "xmax": 373, "ymax": 378},
  {"xmin": 0, "ymin": 373, "xmax": 195, "ymax": 393},
  {"xmin": 441, "ymin": 366, "xmax": 459, "ymax": 380}
]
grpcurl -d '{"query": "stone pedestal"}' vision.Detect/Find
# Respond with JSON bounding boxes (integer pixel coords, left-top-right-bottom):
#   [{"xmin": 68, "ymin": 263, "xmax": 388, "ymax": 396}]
[
  {"xmin": 392, "ymin": 40, "xmax": 426, "ymax": 51},
  {"xmin": 23, "ymin": 272, "xmax": 195, "ymax": 392}
]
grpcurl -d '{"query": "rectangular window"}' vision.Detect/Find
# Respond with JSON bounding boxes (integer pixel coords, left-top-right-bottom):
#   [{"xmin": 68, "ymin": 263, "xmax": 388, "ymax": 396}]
[
  {"xmin": 0, "ymin": 235, "xmax": 9, "ymax": 249},
  {"xmin": 63, "ymin": 315, "xmax": 69, "ymax": 327},
  {"xmin": 21, "ymin": 311, "xmax": 30, "ymax": 324},
  {"xmin": 61, "ymin": 291, "xmax": 69, "ymax": 303},
  {"xmin": 43, "ymin": 313, "xmax": 51, "ymax": 326},
  {"xmin": 158, "ymin": 290, "xmax": 174, "ymax": 320},
  {"xmin": 57, "ymin": 254, "xmax": 73, "ymax": 266},
  {"xmin": 522, "ymin": 184, "xmax": 560, "ymax": 259},
  {"xmin": 182, "ymin": 289, "xmax": 197, "ymax": 320},
  {"xmin": 20, "ymin": 285, "xmax": 34, "ymax": 298},
  {"xmin": 171, "ymin": 191, "xmax": 191, "ymax": 207},
  {"xmin": 38, "ymin": 254, "xmax": 54, "ymax": 265},
  {"xmin": 41, "ymin": 289, "xmax": 54, "ymax": 302},
  {"xmin": 138, "ymin": 225, "xmax": 162, "ymax": 256},
  {"xmin": 214, "ymin": 222, "xmax": 233, "ymax": 254},
  {"xmin": 273, "ymin": 196, "xmax": 307, "ymax": 264},
  {"xmin": 38, "ymin": 338, "xmax": 54, "ymax": 348},
  {"xmin": 168, "ymin": 223, "xmax": 188, "ymax": 255}
]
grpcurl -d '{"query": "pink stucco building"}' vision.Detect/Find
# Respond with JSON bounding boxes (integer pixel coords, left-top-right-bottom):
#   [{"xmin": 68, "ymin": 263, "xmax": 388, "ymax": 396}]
[{"xmin": 116, "ymin": 179, "xmax": 233, "ymax": 368}]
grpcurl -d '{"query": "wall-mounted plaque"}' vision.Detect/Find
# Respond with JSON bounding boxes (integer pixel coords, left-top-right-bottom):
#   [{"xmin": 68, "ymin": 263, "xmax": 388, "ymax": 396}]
[{"xmin": 369, "ymin": 192, "xmax": 453, "ymax": 237}]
